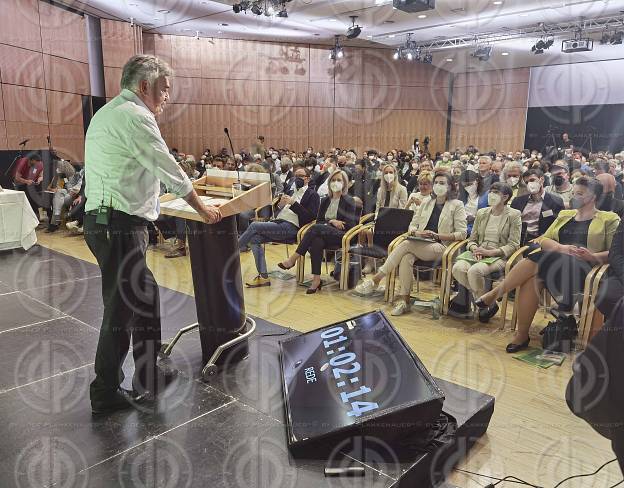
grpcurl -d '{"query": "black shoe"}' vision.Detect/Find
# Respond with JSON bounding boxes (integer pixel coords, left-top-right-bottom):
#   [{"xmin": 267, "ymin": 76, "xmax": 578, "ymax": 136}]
[
  {"xmin": 91, "ymin": 387, "xmax": 146, "ymax": 415},
  {"xmin": 45, "ymin": 224, "xmax": 59, "ymax": 233},
  {"xmin": 448, "ymin": 298, "xmax": 471, "ymax": 315},
  {"xmin": 474, "ymin": 298, "xmax": 488, "ymax": 309},
  {"xmin": 478, "ymin": 303, "xmax": 499, "ymax": 323},
  {"xmin": 506, "ymin": 338, "xmax": 530, "ymax": 354},
  {"xmin": 306, "ymin": 283, "xmax": 323, "ymax": 294},
  {"xmin": 133, "ymin": 366, "xmax": 180, "ymax": 397},
  {"xmin": 278, "ymin": 261, "xmax": 295, "ymax": 270}
]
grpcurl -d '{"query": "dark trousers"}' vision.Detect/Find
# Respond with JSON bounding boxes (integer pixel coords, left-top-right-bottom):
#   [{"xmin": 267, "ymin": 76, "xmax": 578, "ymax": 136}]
[
  {"xmin": 156, "ymin": 215, "xmax": 186, "ymax": 242},
  {"xmin": 68, "ymin": 197, "xmax": 86, "ymax": 225},
  {"xmin": 15, "ymin": 183, "xmax": 42, "ymax": 217},
  {"xmin": 296, "ymin": 223, "xmax": 345, "ymax": 275},
  {"xmin": 596, "ymin": 275, "xmax": 624, "ymax": 319},
  {"xmin": 84, "ymin": 211, "xmax": 161, "ymax": 406}
]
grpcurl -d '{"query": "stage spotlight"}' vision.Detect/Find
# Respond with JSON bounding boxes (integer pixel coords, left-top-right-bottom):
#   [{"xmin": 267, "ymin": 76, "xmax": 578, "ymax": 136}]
[
  {"xmin": 251, "ymin": 2, "xmax": 262, "ymax": 15},
  {"xmin": 277, "ymin": 8, "xmax": 288, "ymax": 17},
  {"xmin": 393, "ymin": 49, "xmax": 400, "ymax": 60},
  {"xmin": 611, "ymin": 31, "xmax": 623, "ymax": 45},
  {"xmin": 232, "ymin": 1, "xmax": 250, "ymax": 13},
  {"xmin": 329, "ymin": 35, "xmax": 344, "ymax": 61},
  {"xmin": 422, "ymin": 52, "xmax": 433, "ymax": 64},
  {"xmin": 471, "ymin": 45, "xmax": 492, "ymax": 61},
  {"xmin": 346, "ymin": 16, "xmax": 362, "ymax": 39}
]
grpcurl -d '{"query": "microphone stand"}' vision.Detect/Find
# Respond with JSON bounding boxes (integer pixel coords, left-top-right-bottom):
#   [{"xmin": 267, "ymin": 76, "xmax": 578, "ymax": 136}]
[
  {"xmin": 4, "ymin": 142, "xmax": 27, "ymax": 185},
  {"xmin": 223, "ymin": 128, "xmax": 241, "ymax": 188}
]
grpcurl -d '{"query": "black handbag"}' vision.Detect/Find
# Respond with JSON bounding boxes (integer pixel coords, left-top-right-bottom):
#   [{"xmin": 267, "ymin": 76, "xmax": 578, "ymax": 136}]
[
  {"xmin": 331, "ymin": 250, "xmax": 362, "ymax": 289},
  {"xmin": 540, "ymin": 312, "xmax": 578, "ymax": 353}
]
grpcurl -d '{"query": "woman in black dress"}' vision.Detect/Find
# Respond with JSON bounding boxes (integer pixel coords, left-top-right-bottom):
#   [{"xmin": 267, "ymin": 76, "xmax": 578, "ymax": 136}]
[
  {"xmin": 476, "ymin": 177, "xmax": 620, "ymax": 352},
  {"xmin": 278, "ymin": 170, "xmax": 359, "ymax": 294}
]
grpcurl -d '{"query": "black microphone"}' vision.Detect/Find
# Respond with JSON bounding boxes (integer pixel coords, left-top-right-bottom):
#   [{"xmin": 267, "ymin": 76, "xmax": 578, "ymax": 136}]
[
  {"xmin": 223, "ymin": 127, "xmax": 240, "ymax": 186},
  {"xmin": 19, "ymin": 139, "xmax": 29, "ymax": 146}
]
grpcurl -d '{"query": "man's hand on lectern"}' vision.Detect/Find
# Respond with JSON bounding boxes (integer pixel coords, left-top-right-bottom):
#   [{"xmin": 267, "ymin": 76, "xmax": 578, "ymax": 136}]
[
  {"xmin": 184, "ymin": 190, "xmax": 222, "ymax": 224},
  {"xmin": 200, "ymin": 205, "xmax": 222, "ymax": 224}
]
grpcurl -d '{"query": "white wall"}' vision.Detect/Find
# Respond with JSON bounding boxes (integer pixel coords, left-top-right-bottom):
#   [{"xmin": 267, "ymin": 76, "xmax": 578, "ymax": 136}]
[{"xmin": 528, "ymin": 58, "xmax": 624, "ymax": 108}]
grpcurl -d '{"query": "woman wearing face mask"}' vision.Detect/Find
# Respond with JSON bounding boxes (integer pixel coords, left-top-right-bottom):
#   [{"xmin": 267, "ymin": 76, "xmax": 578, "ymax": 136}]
[
  {"xmin": 450, "ymin": 183, "xmax": 522, "ymax": 319},
  {"xmin": 279, "ymin": 170, "xmax": 359, "ymax": 294},
  {"xmin": 458, "ymin": 170, "xmax": 486, "ymax": 234},
  {"xmin": 356, "ymin": 173, "xmax": 467, "ymax": 316},
  {"xmin": 476, "ymin": 177, "xmax": 620, "ymax": 352},
  {"xmin": 359, "ymin": 164, "xmax": 409, "ymax": 274},
  {"xmin": 406, "ymin": 159, "xmax": 433, "ymax": 194}
]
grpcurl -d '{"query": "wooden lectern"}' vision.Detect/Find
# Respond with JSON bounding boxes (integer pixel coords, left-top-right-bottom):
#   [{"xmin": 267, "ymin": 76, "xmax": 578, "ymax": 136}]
[{"xmin": 158, "ymin": 169, "xmax": 272, "ymax": 379}]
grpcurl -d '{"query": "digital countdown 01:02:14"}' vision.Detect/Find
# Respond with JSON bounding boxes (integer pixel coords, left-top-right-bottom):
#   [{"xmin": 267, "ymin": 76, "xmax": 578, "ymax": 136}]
[{"xmin": 320, "ymin": 326, "xmax": 379, "ymax": 418}]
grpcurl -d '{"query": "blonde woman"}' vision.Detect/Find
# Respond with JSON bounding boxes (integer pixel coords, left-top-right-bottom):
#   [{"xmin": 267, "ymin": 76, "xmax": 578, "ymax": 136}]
[
  {"xmin": 279, "ymin": 170, "xmax": 359, "ymax": 294},
  {"xmin": 356, "ymin": 172, "xmax": 467, "ymax": 315},
  {"xmin": 361, "ymin": 164, "xmax": 408, "ymax": 273}
]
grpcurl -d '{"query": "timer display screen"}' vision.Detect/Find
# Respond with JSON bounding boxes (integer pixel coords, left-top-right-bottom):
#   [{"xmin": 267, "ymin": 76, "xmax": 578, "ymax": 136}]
[{"xmin": 279, "ymin": 311, "xmax": 444, "ymax": 447}]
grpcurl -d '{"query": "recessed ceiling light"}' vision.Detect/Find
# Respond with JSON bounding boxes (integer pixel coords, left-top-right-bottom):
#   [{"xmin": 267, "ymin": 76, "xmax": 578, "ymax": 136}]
[
  {"xmin": 383, "ymin": 20, "xmax": 395, "ymax": 24},
  {"xmin": 218, "ymin": 31, "xmax": 223, "ymax": 34},
  {"xmin": 388, "ymin": 34, "xmax": 395, "ymax": 38},
  {"xmin": 157, "ymin": 9, "xmax": 170, "ymax": 13},
  {"xmin": 417, "ymin": 14, "xmax": 427, "ymax": 18},
  {"xmin": 446, "ymin": 58, "xmax": 453, "ymax": 62},
  {"xmin": 329, "ymin": 19, "xmax": 337, "ymax": 22},
  {"xmin": 501, "ymin": 51, "xmax": 509, "ymax": 55},
  {"xmin": 493, "ymin": 0, "xmax": 503, "ymax": 4}
]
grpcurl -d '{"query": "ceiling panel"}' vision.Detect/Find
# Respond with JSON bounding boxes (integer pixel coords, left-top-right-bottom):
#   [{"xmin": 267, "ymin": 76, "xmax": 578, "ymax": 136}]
[{"xmin": 55, "ymin": 0, "xmax": 624, "ymax": 72}]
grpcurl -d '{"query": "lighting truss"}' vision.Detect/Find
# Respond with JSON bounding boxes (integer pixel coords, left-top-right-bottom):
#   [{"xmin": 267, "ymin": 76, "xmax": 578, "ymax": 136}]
[{"xmin": 377, "ymin": 14, "xmax": 624, "ymax": 52}]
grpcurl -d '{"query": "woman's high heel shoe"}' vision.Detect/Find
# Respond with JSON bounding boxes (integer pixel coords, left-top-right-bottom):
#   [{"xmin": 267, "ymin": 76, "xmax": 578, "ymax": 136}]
[
  {"xmin": 306, "ymin": 283, "xmax": 323, "ymax": 294},
  {"xmin": 474, "ymin": 298, "xmax": 489, "ymax": 309},
  {"xmin": 506, "ymin": 338, "xmax": 530, "ymax": 354},
  {"xmin": 278, "ymin": 261, "xmax": 295, "ymax": 271}
]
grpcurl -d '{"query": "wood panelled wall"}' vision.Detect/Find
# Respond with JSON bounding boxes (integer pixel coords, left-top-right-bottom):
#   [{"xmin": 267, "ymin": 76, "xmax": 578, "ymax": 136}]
[
  {"xmin": 450, "ymin": 68, "xmax": 530, "ymax": 153},
  {"xmin": 0, "ymin": 0, "xmax": 89, "ymax": 161},
  {"xmin": 141, "ymin": 34, "xmax": 450, "ymax": 157},
  {"xmin": 102, "ymin": 20, "xmax": 143, "ymax": 99}
]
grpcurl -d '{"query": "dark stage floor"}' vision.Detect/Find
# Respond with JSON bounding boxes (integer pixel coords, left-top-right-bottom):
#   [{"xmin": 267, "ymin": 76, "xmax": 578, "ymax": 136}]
[{"xmin": 0, "ymin": 246, "xmax": 487, "ymax": 487}]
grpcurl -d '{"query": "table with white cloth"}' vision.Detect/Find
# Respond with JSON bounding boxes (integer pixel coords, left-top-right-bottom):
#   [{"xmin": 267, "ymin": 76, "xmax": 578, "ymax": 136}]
[{"xmin": 0, "ymin": 189, "xmax": 39, "ymax": 250}]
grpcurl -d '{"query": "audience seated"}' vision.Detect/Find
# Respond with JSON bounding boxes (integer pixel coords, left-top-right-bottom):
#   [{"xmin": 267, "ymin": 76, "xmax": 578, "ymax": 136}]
[
  {"xmin": 239, "ymin": 167, "xmax": 319, "ymax": 288},
  {"xmin": 457, "ymin": 169, "xmax": 487, "ymax": 234},
  {"xmin": 450, "ymin": 182, "xmax": 521, "ymax": 321},
  {"xmin": 595, "ymin": 219, "xmax": 624, "ymax": 320},
  {"xmin": 356, "ymin": 172, "xmax": 467, "ymax": 316},
  {"xmin": 511, "ymin": 169, "xmax": 564, "ymax": 244},
  {"xmin": 500, "ymin": 160, "xmax": 527, "ymax": 202},
  {"xmin": 278, "ymin": 170, "xmax": 358, "ymax": 294},
  {"xmin": 359, "ymin": 164, "xmax": 408, "ymax": 273},
  {"xmin": 596, "ymin": 173, "xmax": 624, "ymax": 218},
  {"xmin": 477, "ymin": 177, "xmax": 620, "ymax": 352},
  {"xmin": 13, "ymin": 152, "xmax": 44, "ymax": 217},
  {"xmin": 47, "ymin": 163, "xmax": 82, "ymax": 232},
  {"xmin": 545, "ymin": 162, "xmax": 574, "ymax": 208},
  {"xmin": 405, "ymin": 171, "xmax": 433, "ymax": 213}
]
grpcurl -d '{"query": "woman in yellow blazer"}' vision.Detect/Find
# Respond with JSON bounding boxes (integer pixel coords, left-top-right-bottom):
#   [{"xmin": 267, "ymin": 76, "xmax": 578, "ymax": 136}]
[
  {"xmin": 477, "ymin": 177, "xmax": 620, "ymax": 353},
  {"xmin": 355, "ymin": 172, "xmax": 467, "ymax": 316}
]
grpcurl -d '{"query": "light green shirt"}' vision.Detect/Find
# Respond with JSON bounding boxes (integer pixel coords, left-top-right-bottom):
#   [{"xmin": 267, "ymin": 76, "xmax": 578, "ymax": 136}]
[{"xmin": 84, "ymin": 89, "xmax": 193, "ymax": 221}]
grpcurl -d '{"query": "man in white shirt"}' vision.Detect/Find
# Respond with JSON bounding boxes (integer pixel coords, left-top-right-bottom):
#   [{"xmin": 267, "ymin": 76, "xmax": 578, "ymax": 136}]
[
  {"xmin": 238, "ymin": 167, "xmax": 319, "ymax": 288},
  {"xmin": 84, "ymin": 54, "xmax": 221, "ymax": 415}
]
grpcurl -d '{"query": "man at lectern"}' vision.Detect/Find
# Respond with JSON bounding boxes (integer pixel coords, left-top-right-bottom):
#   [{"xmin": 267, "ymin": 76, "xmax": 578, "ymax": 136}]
[{"xmin": 84, "ymin": 54, "xmax": 221, "ymax": 415}]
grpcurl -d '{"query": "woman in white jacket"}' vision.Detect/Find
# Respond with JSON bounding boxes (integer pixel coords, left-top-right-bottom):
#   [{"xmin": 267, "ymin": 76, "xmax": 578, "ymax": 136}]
[
  {"xmin": 355, "ymin": 172, "xmax": 467, "ymax": 315},
  {"xmin": 361, "ymin": 164, "xmax": 408, "ymax": 273}
]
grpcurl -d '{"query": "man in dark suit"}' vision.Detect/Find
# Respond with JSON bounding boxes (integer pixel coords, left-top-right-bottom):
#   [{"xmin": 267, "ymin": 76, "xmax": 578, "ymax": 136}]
[
  {"xmin": 239, "ymin": 166, "xmax": 320, "ymax": 288},
  {"xmin": 511, "ymin": 168, "xmax": 564, "ymax": 243}
]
